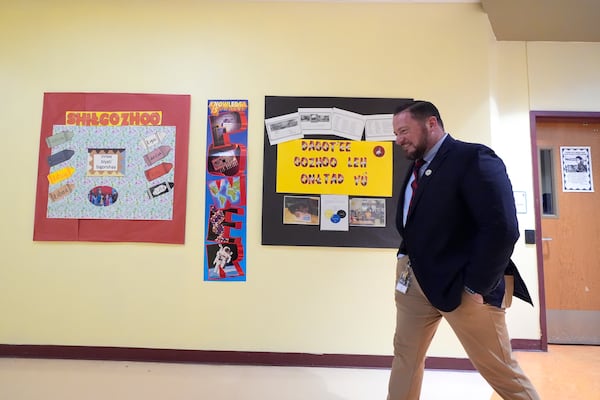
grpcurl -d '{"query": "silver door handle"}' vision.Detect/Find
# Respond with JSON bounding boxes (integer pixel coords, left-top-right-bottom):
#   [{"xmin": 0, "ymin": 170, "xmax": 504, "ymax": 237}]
[{"xmin": 542, "ymin": 237, "xmax": 553, "ymax": 241}]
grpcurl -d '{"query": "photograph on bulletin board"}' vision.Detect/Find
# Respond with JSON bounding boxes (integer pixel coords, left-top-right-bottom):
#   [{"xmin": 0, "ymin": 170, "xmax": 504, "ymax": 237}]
[
  {"xmin": 262, "ymin": 96, "xmax": 413, "ymax": 248},
  {"xmin": 33, "ymin": 92, "xmax": 191, "ymax": 244}
]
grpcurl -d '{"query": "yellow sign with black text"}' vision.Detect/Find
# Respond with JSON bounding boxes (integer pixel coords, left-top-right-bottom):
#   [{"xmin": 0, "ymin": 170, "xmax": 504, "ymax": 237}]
[{"xmin": 276, "ymin": 139, "xmax": 393, "ymax": 196}]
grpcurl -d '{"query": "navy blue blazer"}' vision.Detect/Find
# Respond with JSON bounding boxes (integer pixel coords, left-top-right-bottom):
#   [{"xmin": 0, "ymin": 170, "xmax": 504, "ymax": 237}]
[{"xmin": 396, "ymin": 135, "xmax": 532, "ymax": 312}]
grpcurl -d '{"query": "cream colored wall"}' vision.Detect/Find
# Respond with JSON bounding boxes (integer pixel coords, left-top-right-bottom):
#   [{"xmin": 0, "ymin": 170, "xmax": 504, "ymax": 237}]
[
  {"xmin": 5, "ymin": 0, "xmax": 591, "ymax": 359},
  {"xmin": 527, "ymin": 42, "xmax": 600, "ymax": 111},
  {"xmin": 488, "ymin": 39, "xmax": 541, "ymax": 338}
]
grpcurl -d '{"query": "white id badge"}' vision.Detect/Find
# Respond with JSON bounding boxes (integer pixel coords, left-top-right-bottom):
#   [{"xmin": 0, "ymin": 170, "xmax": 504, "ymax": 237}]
[
  {"xmin": 396, "ymin": 280, "xmax": 409, "ymax": 294},
  {"xmin": 395, "ymin": 265, "xmax": 411, "ymax": 294}
]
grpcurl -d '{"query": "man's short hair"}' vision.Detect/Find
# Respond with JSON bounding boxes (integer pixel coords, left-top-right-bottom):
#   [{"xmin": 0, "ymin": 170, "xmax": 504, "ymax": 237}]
[{"xmin": 394, "ymin": 100, "xmax": 444, "ymax": 130}]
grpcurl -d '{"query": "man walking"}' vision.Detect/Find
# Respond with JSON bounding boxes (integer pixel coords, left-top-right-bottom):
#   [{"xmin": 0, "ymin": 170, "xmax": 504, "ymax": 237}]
[{"xmin": 389, "ymin": 100, "xmax": 540, "ymax": 400}]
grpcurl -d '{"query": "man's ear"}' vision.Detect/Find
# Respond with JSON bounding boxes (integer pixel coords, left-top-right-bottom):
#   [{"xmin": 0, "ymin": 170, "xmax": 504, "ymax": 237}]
[{"xmin": 428, "ymin": 116, "xmax": 437, "ymax": 130}]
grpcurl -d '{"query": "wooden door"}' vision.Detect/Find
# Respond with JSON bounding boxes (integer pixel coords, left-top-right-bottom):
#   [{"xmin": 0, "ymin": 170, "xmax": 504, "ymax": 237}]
[{"xmin": 535, "ymin": 117, "xmax": 600, "ymax": 344}]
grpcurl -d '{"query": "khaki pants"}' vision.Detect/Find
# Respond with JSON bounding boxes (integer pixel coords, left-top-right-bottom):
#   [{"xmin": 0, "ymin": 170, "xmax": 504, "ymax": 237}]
[{"xmin": 388, "ymin": 258, "xmax": 540, "ymax": 400}]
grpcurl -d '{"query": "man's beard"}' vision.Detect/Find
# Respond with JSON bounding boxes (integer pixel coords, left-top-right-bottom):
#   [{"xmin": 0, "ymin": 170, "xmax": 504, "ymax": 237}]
[{"xmin": 405, "ymin": 124, "xmax": 428, "ymax": 160}]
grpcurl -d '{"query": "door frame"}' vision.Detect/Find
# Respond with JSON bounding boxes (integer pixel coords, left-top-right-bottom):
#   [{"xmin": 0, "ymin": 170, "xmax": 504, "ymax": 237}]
[{"xmin": 529, "ymin": 110, "xmax": 600, "ymax": 351}]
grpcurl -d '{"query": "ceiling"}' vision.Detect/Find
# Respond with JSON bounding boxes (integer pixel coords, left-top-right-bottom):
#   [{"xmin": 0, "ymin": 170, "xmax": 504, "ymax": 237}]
[
  {"xmin": 481, "ymin": 0, "xmax": 600, "ymax": 42},
  {"xmin": 248, "ymin": 0, "xmax": 600, "ymax": 42}
]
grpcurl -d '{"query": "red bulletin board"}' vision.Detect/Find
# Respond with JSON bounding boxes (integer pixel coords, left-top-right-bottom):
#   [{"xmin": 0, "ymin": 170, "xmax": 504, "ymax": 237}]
[{"xmin": 33, "ymin": 92, "xmax": 191, "ymax": 244}]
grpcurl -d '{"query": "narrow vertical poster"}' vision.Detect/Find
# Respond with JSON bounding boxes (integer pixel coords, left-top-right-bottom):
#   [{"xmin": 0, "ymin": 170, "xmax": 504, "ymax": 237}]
[{"xmin": 204, "ymin": 100, "xmax": 248, "ymax": 280}]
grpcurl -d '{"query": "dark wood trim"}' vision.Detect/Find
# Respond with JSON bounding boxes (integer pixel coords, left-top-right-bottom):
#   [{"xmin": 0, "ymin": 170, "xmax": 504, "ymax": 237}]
[
  {"xmin": 529, "ymin": 110, "xmax": 600, "ymax": 352},
  {"xmin": 529, "ymin": 111, "xmax": 600, "ymax": 123},
  {"xmin": 425, "ymin": 356, "xmax": 474, "ymax": 371},
  {"xmin": 0, "ymin": 341, "xmax": 542, "ymax": 370},
  {"xmin": 530, "ymin": 111, "xmax": 549, "ymax": 352},
  {"xmin": 511, "ymin": 338, "xmax": 544, "ymax": 351},
  {"xmin": 0, "ymin": 344, "xmax": 391, "ymax": 368}
]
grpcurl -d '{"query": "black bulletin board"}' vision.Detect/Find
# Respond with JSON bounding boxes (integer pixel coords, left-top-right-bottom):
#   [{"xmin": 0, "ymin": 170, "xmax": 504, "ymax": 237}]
[{"xmin": 261, "ymin": 96, "xmax": 413, "ymax": 248}]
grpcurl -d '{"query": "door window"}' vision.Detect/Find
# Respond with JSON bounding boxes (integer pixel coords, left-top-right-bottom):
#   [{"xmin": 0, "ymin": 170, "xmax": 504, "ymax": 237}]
[{"xmin": 539, "ymin": 148, "xmax": 557, "ymax": 216}]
